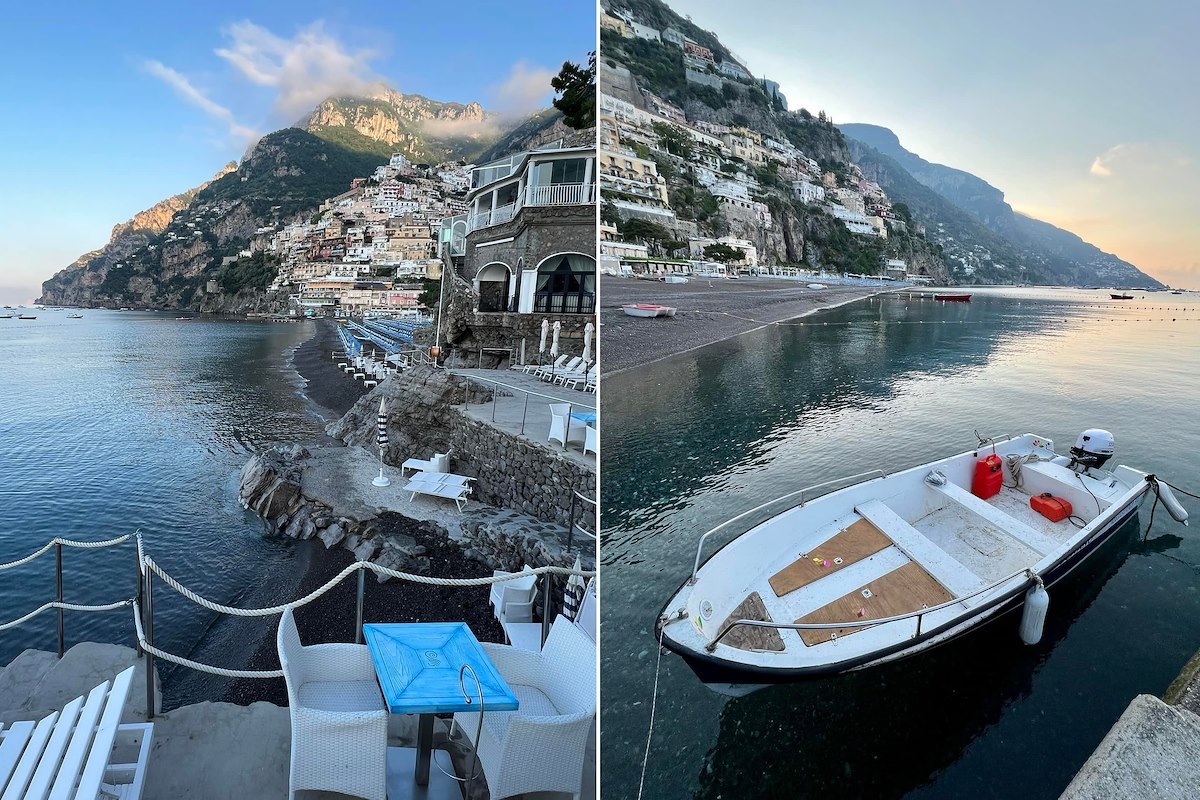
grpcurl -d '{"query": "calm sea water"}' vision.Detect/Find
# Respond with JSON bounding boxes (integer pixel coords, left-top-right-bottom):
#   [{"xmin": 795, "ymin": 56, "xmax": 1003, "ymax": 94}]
[
  {"xmin": 0, "ymin": 311, "xmax": 324, "ymax": 700},
  {"xmin": 601, "ymin": 287, "xmax": 1200, "ymax": 800}
]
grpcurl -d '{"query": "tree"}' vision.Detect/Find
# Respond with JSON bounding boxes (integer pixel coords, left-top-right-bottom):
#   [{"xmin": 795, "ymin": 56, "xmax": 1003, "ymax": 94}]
[
  {"xmin": 663, "ymin": 239, "xmax": 689, "ymax": 258},
  {"xmin": 703, "ymin": 243, "xmax": 743, "ymax": 264},
  {"xmin": 620, "ymin": 218, "xmax": 672, "ymax": 244},
  {"xmin": 601, "ymin": 201, "xmax": 622, "ymax": 227},
  {"xmin": 893, "ymin": 202, "xmax": 913, "ymax": 224},
  {"xmin": 551, "ymin": 52, "xmax": 596, "ymax": 130},
  {"xmin": 418, "ymin": 279, "xmax": 441, "ymax": 311}
]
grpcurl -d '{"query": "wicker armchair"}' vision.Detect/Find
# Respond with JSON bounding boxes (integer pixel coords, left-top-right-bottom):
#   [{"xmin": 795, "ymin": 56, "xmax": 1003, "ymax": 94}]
[
  {"xmin": 277, "ymin": 607, "xmax": 388, "ymax": 800},
  {"xmin": 453, "ymin": 617, "xmax": 597, "ymax": 799}
]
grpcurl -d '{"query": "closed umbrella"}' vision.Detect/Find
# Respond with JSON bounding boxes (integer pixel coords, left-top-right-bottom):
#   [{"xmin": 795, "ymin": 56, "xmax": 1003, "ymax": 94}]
[
  {"xmin": 581, "ymin": 321, "xmax": 594, "ymax": 373},
  {"xmin": 538, "ymin": 319, "xmax": 549, "ymax": 364},
  {"xmin": 549, "ymin": 321, "xmax": 561, "ymax": 378},
  {"xmin": 372, "ymin": 396, "xmax": 390, "ymax": 487},
  {"xmin": 562, "ymin": 555, "xmax": 586, "ymax": 621}
]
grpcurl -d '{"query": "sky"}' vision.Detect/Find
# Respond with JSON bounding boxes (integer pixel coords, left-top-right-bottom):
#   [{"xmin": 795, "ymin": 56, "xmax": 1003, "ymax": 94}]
[
  {"xmin": 0, "ymin": 1, "xmax": 596, "ymax": 304},
  {"xmin": 673, "ymin": 0, "xmax": 1199, "ymax": 288}
]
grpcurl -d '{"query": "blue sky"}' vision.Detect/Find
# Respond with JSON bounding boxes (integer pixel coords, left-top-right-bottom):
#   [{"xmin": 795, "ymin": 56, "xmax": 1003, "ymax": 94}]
[
  {"xmin": 676, "ymin": 0, "xmax": 1198, "ymax": 288},
  {"xmin": 0, "ymin": 1, "xmax": 596, "ymax": 303}
]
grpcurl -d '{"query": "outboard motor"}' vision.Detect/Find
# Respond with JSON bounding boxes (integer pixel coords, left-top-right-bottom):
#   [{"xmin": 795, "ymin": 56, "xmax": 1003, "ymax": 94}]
[{"xmin": 1065, "ymin": 429, "xmax": 1114, "ymax": 473}]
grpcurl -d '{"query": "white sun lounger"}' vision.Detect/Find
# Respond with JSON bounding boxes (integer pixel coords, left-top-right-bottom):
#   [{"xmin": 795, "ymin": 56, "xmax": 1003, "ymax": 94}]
[
  {"xmin": 0, "ymin": 666, "xmax": 153, "ymax": 800},
  {"xmin": 403, "ymin": 471, "xmax": 474, "ymax": 512}
]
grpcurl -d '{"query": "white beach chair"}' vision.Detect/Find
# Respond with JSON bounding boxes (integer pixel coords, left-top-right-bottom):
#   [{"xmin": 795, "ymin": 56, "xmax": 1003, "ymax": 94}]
[
  {"xmin": 277, "ymin": 607, "xmax": 387, "ymax": 800},
  {"xmin": 532, "ymin": 355, "xmax": 568, "ymax": 379},
  {"xmin": 541, "ymin": 357, "xmax": 583, "ymax": 382},
  {"xmin": 402, "ymin": 471, "xmax": 474, "ymax": 512},
  {"xmin": 584, "ymin": 372, "xmax": 597, "ymax": 394},
  {"xmin": 452, "ymin": 618, "xmax": 596, "ymax": 799},
  {"xmin": 0, "ymin": 666, "xmax": 153, "ymax": 800},
  {"xmin": 401, "ymin": 451, "xmax": 449, "ymax": 478},
  {"xmin": 555, "ymin": 365, "xmax": 591, "ymax": 387},
  {"xmin": 548, "ymin": 404, "xmax": 586, "ymax": 448}
]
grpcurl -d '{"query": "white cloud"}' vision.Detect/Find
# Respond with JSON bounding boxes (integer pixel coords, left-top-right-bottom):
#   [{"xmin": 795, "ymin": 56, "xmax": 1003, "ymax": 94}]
[
  {"xmin": 489, "ymin": 61, "xmax": 556, "ymax": 116},
  {"xmin": 1090, "ymin": 142, "xmax": 1194, "ymax": 179},
  {"xmin": 144, "ymin": 60, "xmax": 258, "ymax": 143},
  {"xmin": 214, "ymin": 21, "xmax": 381, "ymax": 120}
]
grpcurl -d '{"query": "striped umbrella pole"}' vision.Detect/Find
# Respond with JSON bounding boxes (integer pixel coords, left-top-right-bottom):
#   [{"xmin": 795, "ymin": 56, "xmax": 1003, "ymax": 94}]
[{"xmin": 372, "ymin": 396, "xmax": 390, "ymax": 487}]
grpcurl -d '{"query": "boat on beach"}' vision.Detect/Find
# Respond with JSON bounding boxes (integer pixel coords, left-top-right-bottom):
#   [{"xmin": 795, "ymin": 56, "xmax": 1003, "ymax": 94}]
[
  {"xmin": 935, "ymin": 293, "xmax": 972, "ymax": 302},
  {"xmin": 1110, "ymin": 294, "xmax": 1134, "ymax": 300},
  {"xmin": 17, "ymin": 314, "xmax": 37, "ymax": 320},
  {"xmin": 656, "ymin": 430, "xmax": 1188, "ymax": 695},
  {"xmin": 621, "ymin": 304, "xmax": 677, "ymax": 318}
]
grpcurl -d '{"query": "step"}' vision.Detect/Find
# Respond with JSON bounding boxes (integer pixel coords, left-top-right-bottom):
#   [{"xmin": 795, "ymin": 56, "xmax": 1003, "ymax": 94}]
[
  {"xmin": 855, "ymin": 499, "xmax": 985, "ymax": 597},
  {"xmin": 932, "ymin": 481, "xmax": 1062, "ymax": 557}
]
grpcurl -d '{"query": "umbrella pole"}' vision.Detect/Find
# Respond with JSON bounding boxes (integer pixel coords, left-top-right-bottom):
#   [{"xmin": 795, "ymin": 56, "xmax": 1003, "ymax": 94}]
[{"xmin": 372, "ymin": 446, "xmax": 390, "ymax": 487}]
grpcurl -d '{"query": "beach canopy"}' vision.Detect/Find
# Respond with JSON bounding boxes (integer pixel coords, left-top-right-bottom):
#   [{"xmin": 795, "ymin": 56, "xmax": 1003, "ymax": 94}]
[
  {"xmin": 550, "ymin": 320, "xmax": 561, "ymax": 358},
  {"xmin": 581, "ymin": 321, "xmax": 594, "ymax": 369},
  {"xmin": 377, "ymin": 397, "xmax": 388, "ymax": 449},
  {"xmin": 539, "ymin": 319, "xmax": 549, "ymax": 354}
]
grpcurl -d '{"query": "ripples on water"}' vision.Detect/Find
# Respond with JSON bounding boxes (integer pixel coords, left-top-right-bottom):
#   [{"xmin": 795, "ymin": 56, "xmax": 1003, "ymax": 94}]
[
  {"xmin": 0, "ymin": 312, "xmax": 324, "ymax": 701},
  {"xmin": 601, "ymin": 288, "xmax": 1200, "ymax": 800}
]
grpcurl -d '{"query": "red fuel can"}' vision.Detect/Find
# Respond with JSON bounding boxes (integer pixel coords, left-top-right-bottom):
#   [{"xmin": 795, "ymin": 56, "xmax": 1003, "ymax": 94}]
[
  {"xmin": 971, "ymin": 454, "xmax": 1004, "ymax": 499},
  {"xmin": 1031, "ymin": 493, "xmax": 1073, "ymax": 523}
]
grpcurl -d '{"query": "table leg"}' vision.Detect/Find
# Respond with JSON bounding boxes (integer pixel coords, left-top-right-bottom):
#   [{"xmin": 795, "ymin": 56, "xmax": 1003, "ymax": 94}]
[{"xmin": 416, "ymin": 713, "xmax": 435, "ymax": 786}]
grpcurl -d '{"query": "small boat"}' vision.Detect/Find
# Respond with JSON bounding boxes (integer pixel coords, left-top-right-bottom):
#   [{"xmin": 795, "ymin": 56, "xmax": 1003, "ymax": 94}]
[
  {"xmin": 621, "ymin": 304, "xmax": 677, "ymax": 318},
  {"xmin": 1110, "ymin": 294, "xmax": 1134, "ymax": 300},
  {"xmin": 67, "ymin": 313, "xmax": 83, "ymax": 319},
  {"xmin": 17, "ymin": 315, "xmax": 37, "ymax": 320},
  {"xmin": 175, "ymin": 317, "xmax": 193, "ymax": 321},
  {"xmin": 656, "ymin": 430, "xmax": 1186, "ymax": 695},
  {"xmin": 0, "ymin": 315, "xmax": 12, "ymax": 319},
  {"xmin": 935, "ymin": 293, "xmax": 972, "ymax": 302},
  {"xmin": 1170, "ymin": 290, "xmax": 1184, "ymax": 295},
  {"xmin": 807, "ymin": 283, "xmax": 827, "ymax": 290}
]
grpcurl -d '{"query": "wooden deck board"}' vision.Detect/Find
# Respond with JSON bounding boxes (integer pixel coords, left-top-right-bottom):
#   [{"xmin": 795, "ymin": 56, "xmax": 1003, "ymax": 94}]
[
  {"xmin": 719, "ymin": 592, "xmax": 784, "ymax": 652},
  {"xmin": 768, "ymin": 519, "xmax": 892, "ymax": 597},
  {"xmin": 794, "ymin": 562, "xmax": 954, "ymax": 646}
]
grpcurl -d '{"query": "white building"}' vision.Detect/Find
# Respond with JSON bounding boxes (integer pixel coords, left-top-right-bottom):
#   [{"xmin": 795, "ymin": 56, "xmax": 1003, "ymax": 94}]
[{"xmin": 795, "ymin": 181, "xmax": 826, "ymax": 204}]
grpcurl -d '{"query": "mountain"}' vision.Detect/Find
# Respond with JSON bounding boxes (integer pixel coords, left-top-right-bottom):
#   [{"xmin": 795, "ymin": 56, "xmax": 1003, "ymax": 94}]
[
  {"xmin": 839, "ymin": 123, "xmax": 1162, "ymax": 287},
  {"xmin": 38, "ymin": 164, "xmax": 236, "ymax": 307},
  {"xmin": 42, "ymin": 86, "xmax": 564, "ymax": 309},
  {"xmin": 300, "ymin": 87, "xmax": 565, "ymax": 165},
  {"xmin": 41, "ymin": 129, "xmax": 386, "ymax": 309}
]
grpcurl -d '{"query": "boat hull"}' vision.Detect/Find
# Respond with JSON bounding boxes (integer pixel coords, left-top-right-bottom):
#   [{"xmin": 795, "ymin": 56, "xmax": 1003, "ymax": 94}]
[
  {"xmin": 657, "ymin": 486, "xmax": 1145, "ymax": 687},
  {"xmin": 935, "ymin": 294, "xmax": 972, "ymax": 302}
]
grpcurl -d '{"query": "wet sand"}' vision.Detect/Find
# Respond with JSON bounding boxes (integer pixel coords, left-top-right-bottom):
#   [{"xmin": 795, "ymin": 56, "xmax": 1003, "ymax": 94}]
[
  {"xmin": 290, "ymin": 318, "xmax": 370, "ymax": 418},
  {"xmin": 601, "ymin": 275, "xmax": 895, "ymax": 375}
]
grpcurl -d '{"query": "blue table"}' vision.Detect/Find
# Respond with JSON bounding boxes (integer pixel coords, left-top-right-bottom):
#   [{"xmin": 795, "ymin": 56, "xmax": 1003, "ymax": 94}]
[
  {"xmin": 363, "ymin": 622, "xmax": 517, "ymax": 789},
  {"xmin": 570, "ymin": 411, "xmax": 597, "ymax": 425}
]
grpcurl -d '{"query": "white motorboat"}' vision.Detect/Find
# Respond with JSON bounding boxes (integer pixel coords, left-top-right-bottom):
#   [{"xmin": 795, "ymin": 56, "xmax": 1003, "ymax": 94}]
[{"xmin": 656, "ymin": 430, "xmax": 1188, "ymax": 694}]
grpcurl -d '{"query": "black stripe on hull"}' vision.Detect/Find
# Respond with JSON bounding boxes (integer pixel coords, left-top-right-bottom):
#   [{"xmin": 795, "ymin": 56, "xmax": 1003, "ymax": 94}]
[{"xmin": 658, "ymin": 495, "xmax": 1143, "ymax": 687}]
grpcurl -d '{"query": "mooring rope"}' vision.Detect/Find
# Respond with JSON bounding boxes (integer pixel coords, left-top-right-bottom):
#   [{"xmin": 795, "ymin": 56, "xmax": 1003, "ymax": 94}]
[
  {"xmin": 0, "ymin": 599, "xmax": 132, "ymax": 632},
  {"xmin": 637, "ymin": 624, "xmax": 668, "ymax": 800},
  {"xmin": 0, "ymin": 534, "xmax": 131, "ymax": 571}
]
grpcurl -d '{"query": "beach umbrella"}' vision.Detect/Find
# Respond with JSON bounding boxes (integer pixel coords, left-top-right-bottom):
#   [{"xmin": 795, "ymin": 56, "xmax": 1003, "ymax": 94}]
[
  {"xmin": 538, "ymin": 319, "xmax": 549, "ymax": 363},
  {"xmin": 562, "ymin": 555, "xmax": 586, "ymax": 621},
  {"xmin": 372, "ymin": 397, "xmax": 390, "ymax": 487},
  {"xmin": 581, "ymin": 321, "xmax": 594, "ymax": 371},
  {"xmin": 550, "ymin": 321, "xmax": 561, "ymax": 358}
]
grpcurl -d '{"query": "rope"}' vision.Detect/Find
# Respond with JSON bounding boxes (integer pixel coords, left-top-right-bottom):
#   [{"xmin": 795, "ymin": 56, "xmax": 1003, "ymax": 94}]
[
  {"xmin": 143, "ymin": 556, "xmax": 595, "ymax": 617},
  {"xmin": 637, "ymin": 624, "xmax": 667, "ymax": 800},
  {"xmin": 0, "ymin": 599, "xmax": 132, "ymax": 631},
  {"xmin": 131, "ymin": 602, "xmax": 284, "ymax": 678},
  {"xmin": 0, "ymin": 534, "xmax": 131, "ymax": 571}
]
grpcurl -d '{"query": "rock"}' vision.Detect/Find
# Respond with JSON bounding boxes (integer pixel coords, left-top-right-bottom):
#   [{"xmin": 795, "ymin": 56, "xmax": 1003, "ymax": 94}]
[
  {"xmin": 352, "ymin": 539, "xmax": 379, "ymax": 562},
  {"xmin": 318, "ymin": 522, "xmax": 345, "ymax": 548}
]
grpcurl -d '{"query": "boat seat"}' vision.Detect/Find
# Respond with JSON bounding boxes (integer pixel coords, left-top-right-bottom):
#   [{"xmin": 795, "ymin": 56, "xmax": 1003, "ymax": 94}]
[
  {"xmin": 769, "ymin": 519, "xmax": 892, "ymax": 597},
  {"xmin": 854, "ymin": 500, "xmax": 984, "ymax": 597},
  {"xmin": 931, "ymin": 481, "xmax": 1060, "ymax": 557}
]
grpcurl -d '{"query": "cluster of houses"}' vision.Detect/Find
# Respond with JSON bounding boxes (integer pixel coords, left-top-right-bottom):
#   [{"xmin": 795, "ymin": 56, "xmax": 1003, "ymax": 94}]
[
  {"xmin": 252, "ymin": 153, "xmax": 471, "ymax": 315},
  {"xmin": 599, "ymin": 2, "xmax": 921, "ymax": 279}
]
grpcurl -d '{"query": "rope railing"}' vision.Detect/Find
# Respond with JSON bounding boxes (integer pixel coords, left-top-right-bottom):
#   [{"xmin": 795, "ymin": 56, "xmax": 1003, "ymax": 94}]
[
  {"xmin": 0, "ymin": 599, "xmax": 133, "ymax": 632},
  {"xmin": 0, "ymin": 533, "xmax": 131, "ymax": 571}
]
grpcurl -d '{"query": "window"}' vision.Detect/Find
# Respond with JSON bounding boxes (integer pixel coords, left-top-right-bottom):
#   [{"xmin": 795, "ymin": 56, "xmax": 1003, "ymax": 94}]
[{"xmin": 531, "ymin": 158, "xmax": 588, "ymax": 187}]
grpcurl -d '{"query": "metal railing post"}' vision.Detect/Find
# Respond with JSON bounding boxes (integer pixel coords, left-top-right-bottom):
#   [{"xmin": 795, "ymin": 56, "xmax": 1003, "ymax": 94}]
[
  {"xmin": 492, "ymin": 384, "xmax": 497, "ymax": 422},
  {"xmin": 134, "ymin": 547, "xmax": 144, "ymax": 658},
  {"xmin": 143, "ymin": 563, "xmax": 156, "ymax": 720},
  {"xmin": 567, "ymin": 495, "xmax": 577, "ymax": 554},
  {"xmin": 55, "ymin": 542, "xmax": 64, "ymax": 658},
  {"xmin": 520, "ymin": 392, "xmax": 529, "ymax": 435},
  {"xmin": 540, "ymin": 572, "xmax": 553, "ymax": 646},
  {"xmin": 355, "ymin": 568, "xmax": 366, "ymax": 644}
]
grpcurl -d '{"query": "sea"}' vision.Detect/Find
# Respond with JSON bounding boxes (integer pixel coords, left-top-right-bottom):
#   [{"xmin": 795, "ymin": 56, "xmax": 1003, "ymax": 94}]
[
  {"xmin": 0, "ymin": 310, "xmax": 326, "ymax": 704},
  {"xmin": 601, "ymin": 287, "xmax": 1200, "ymax": 799}
]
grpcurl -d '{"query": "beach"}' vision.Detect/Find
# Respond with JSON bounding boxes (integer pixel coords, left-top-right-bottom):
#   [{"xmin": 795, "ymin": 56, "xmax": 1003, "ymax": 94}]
[
  {"xmin": 600, "ymin": 275, "xmax": 895, "ymax": 375},
  {"xmin": 289, "ymin": 318, "xmax": 371, "ymax": 418}
]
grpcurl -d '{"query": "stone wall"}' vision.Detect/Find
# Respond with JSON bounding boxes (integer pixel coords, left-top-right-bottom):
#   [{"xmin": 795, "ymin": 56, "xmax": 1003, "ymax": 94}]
[
  {"xmin": 449, "ymin": 411, "xmax": 597, "ymax": 533},
  {"xmin": 460, "ymin": 205, "xmax": 596, "ymax": 284}
]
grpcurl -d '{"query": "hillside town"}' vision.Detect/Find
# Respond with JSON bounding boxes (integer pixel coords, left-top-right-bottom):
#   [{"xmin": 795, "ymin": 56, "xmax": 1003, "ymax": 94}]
[{"xmin": 599, "ymin": 3, "xmax": 930, "ymax": 283}]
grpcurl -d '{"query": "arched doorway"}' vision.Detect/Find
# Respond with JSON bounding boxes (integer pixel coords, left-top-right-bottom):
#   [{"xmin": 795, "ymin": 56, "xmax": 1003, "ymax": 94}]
[
  {"xmin": 534, "ymin": 253, "xmax": 596, "ymax": 314},
  {"xmin": 476, "ymin": 262, "xmax": 513, "ymax": 312}
]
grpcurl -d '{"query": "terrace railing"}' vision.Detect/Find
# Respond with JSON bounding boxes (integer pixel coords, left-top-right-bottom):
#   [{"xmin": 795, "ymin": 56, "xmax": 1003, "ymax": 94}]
[{"xmin": 534, "ymin": 291, "xmax": 595, "ymax": 315}]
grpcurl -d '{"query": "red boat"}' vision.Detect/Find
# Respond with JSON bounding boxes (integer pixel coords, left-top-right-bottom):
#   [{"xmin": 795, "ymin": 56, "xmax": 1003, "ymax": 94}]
[{"xmin": 935, "ymin": 293, "xmax": 972, "ymax": 302}]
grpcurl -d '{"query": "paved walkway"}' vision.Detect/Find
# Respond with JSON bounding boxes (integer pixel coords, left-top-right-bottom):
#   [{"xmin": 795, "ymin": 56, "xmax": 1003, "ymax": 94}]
[{"xmin": 449, "ymin": 369, "xmax": 597, "ymax": 470}]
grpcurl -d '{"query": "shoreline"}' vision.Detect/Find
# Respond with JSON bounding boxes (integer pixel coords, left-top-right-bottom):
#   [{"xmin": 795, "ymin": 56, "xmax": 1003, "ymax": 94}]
[
  {"xmin": 601, "ymin": 275, "xmax": 897, "ymax": 376},
  {"xmin": 289, "ymin": 317, "xmax": 370, "ymax": 420}
]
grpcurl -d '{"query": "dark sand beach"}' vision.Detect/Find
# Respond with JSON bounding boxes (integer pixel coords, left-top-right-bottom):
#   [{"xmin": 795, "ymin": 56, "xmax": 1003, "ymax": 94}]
[
  {"xmin": 601, "ymin": 274, "xmax": 894, "ymax": 375},
  {"xmin": 290, "ymin": 318, "xmax": 370, "ymax": 418}
]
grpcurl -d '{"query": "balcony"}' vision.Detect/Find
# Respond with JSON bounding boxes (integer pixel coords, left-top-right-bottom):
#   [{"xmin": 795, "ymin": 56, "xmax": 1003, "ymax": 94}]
[
  {"xmin": 534, "ymin": 291, "xmax": 595, "ymax": 315},
  {"xmin": 466, "ymin": 184, "xmax": 596, "ymax": 233}
]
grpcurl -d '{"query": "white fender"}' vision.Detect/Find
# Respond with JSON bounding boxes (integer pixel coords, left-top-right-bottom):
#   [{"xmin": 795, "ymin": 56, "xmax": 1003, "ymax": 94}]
[
  {"xmin": 1019, "ymin": 581, "xmax": 1049, "ymax": 645},
  {"xmin": 1156, "ymin": 481, "xmax": 1190, "ymax": 526}
]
